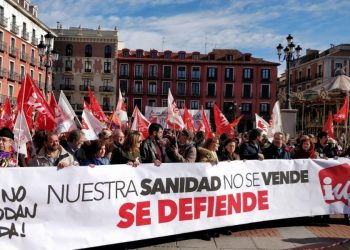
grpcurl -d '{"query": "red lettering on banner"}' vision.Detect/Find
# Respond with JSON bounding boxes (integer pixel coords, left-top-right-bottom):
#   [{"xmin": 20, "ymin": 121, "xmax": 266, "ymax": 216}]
[
  {"xmin": 136, "ymin": 201, "xmax": 151, "ymax": 226},
  {"xmin": 258, "ymin": 190, "xmax": 269, "ymax": 210},
  {"xmin": 179, "ymin": 198, "xmax": 193, "ymax": 221},
  {"xmin": 117, "ymin": 201, "xmax": 151, "ymax": 228},
  {"xmin": 158, "ymin": 199, "xmax": 177, "ymax": 223},
  {"xmin": 193, "ymin": 197, "xmax": 207, "ymax": 219},
  {"xmin": 117, "ymin": 202, "xmax": 135, "ymax": 228},
  {"xmin": 242, "ymin": 192, "xmax": 257, "ymax": 212},
  {"xmin": 215, "ymin": 195, "xmax": 226, "ymax": 216}
]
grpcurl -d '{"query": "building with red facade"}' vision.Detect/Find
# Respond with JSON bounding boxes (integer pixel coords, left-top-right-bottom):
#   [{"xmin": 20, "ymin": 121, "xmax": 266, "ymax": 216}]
[
  {"xmin": 117, "ymin": 48, "xmax": 279, "ymax": 131},
  {"xmin": 0, "ymin": 0, "xmax": 53, "ymax": 105}
]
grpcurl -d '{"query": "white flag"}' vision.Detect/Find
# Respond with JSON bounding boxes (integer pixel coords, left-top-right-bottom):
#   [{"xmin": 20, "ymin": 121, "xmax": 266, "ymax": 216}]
[
  {"xmin": 58, "ymin": 91, "xmax": 80, "ymax": 132},
  {"xmin": 13, "ymin": 111, "xmax": 32, "ymax": 157},
  {"xmin": 165, "ymin": 89, "xmax": 185, "ymax": 129},
  {"xmin": 268, "ymin": 101, "xmax": 283, "ymax": 138},
  {"xmin": 82, "ymin": 109, "xmax": 105, "ymax": 140},
  {"xmin": 114, "ymin": 88, "xmax": 128, "ymax": 123},
  {"xmin": 255, "ymin": 113, "xmax": 269, "ymax": 136}
]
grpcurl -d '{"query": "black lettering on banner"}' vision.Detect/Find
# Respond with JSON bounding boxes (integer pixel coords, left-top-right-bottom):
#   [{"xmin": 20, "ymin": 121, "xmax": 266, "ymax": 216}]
[{"xmin": 261, "ymin": 171, "xmax": 309, "ymax": 185}]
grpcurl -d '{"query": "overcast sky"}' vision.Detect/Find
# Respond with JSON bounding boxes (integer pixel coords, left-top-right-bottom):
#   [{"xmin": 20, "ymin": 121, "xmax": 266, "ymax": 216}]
[{"xmin": 34, "ymin": 0, "xmax": 350, "ymax": 74}]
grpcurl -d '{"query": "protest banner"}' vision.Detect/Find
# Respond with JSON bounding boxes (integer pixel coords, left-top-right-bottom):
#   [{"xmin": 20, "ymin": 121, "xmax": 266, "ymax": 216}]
[{"xmin": 1, "ymin": 158, "xmax": 350, "ymax": 249}]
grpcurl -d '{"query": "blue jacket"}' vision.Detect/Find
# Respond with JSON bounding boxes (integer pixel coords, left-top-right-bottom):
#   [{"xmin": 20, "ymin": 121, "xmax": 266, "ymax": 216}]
[{"xmin": 239, "ymin": 141, "xmax": 262, "ymax": 160}]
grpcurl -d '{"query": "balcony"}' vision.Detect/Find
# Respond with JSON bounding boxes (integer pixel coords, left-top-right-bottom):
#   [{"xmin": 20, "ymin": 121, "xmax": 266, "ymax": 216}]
[
  {"xmin": 0, "ymin": 41, "xmax": 7, "ymax": 52},
  {"xmin": 99, "ymin": 86, "xmax": 114, "ymax": 92},
  {"xmin": 148, "ymin": 75, "xmax": 158, "ymax": 80},
  {"xmin": 9, "ymin": 47, "xmax": 18, "ymax": 57},
  {"xmin": 133, "ymin": 89, "xmax": 143, "ymax": 94},
  {"xmin": 261, "ymin": 78, "xmax": 271, "ymax": 83},
  {"xmin": 190, "ymin": 92, "xmax": 200, "ymax": 97},
  {"xmin": 10, "ymin": 22, "xmax": 19, "ymax": 34},
  {"xmin": 0, "ymin": 15, "xmax": 8, "ymax": 27},
  {"xmin": 60, "ymin": 84, "xmax": 75, "ymax": 91},
  {"xmin": 22, "ymin": 30, "xmax": 29, "ymax": 41},
  {"xmin": 207, "ymin": 76, "xmax": 217, "ymax": 81},
  {"xmin": 177, "ymin": 76, "xmax": 186, "ymax": 80},
  {"xmin": 104, "ymin": 69, "xmax": 111, "ymax": 74},
  {"xmin": 8, "ymin": 72, "xmax": 19, "ymax": 82},
  {"xmin": 134, "ymin": 74, "xmax": 143, "ymax": 79},
  {"xmin": 119, "ymin": 73, "xmax": 129, "ymax": 79},
  {"xmin": 0, "ymin": 68, "xmax": 7, "ymax": 78},
  {"xmin": 260, "ymin": 95, "xmax": 271, "ymax": 100},
  {"xmin": 224, "ymin": 77, "xmax": 234, "ymax": 82},
  {"xmin": 242, "ymin": 77, "xmax": 253, "ymax": 82},
  {"xmin": 224, "ymin": 93, "xmax": 234, "ymax": 98},
  {"xmin": 79, "ymin": 85, "xmax": 94, "ymax": 91},
  {"xmin": 242, "ymin": 94, "xmax": 252, "ymax": 99},
  {"xmin": 315, "ymin": 72, "xmax": 323, "ymax": 78},
  {"xmin": 20, "ymin": 52, "xmax": 28, "ymax": 62},
  {"xmin": 30, "ymin": 57, "xmax": 37, "ymax": 66},
  {"xmin": 31, "ymin": 36, "xmax": 38, "ymax": 46},
  {"xmin": 207, "ymin": 93, "xmax": 216, "ymax": 97}
]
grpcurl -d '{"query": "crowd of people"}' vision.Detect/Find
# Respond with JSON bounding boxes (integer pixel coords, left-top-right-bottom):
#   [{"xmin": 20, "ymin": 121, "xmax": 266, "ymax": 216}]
[{"xmin": 0, "ymin": 123, "xmax": 347, "ymax": 169}]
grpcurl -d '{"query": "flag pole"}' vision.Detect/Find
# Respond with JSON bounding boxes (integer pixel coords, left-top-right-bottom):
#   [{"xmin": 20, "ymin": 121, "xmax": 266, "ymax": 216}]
[
  {"xmin": 16, "ymin": 75, "xmax": 28, "ymax": 166},
  {"xmin": 346, "ymin": 92, "xmax": 349, "ymax": 147}
]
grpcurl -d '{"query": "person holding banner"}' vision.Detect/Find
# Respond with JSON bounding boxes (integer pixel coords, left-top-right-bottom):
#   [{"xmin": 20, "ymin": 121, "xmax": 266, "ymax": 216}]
[
  {"xmin": 140, "ymin": 123, "xmax": 164, "ymax": 166},
  {"xmin": 28, "ymin": 132, "xmax": 77, "ymax": 168},
  {"xmin": 197, "ymin": 137, "xmax": 220, "ymax": 165},
  {"xmin": 292, "ymin": 135, "xmax": 318, "ymax": 159},
  {"xmin": 111, "ymin": 131, "xmax": 142, "ymax": 167},
  {"xmin": 314, "ymin": 131, "xmax": 338, "ymax": 159},
  {"xmin": 218, "ymin": 138, "xmax": 240, "ymax": 161},
  {"xmin": 0, "ymin": 127, "xmax": 17, "ymax": 167},
  {"xmin": 61, "ymin": 129, "xmax": 87, "ymax": 165},
  {"xmin": 263, "ymin": 132, "xmax": 291, "ymax": 160},
  {"xmin": 169, "ymin": 129, "xmax": 197, "ymax": 163},
  {"xmin": 82, "ymin": 140, "xmax": 110, "ymax": 166}
]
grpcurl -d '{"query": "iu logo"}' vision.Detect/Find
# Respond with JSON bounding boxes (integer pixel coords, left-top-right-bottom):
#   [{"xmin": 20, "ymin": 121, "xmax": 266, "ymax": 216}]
[{"xmin": 318, "ymin": 163, "xmax": 350, "ymax": 206}]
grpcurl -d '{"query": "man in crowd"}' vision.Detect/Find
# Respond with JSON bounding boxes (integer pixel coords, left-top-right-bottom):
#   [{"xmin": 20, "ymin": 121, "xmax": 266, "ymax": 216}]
[
  {"xmin": 170, "ymin": 129, "xmax": 197, "ymax": 163},
  {"xmin": 239, "ymin": 128, "xmax": 264, "ymax": 160},
  {"xmin": 110, "ymin": 129, "xmax": 125, "ymax": 164},
  {"xmin": 61, "ymin": 129, "xmax": 86, "ymax": 165},
  {"xmin": 28, "ymin": 132, "xmax": 77, "ymax": 168},
  {"xmin": 263, "ymin": 132, "xmax": 291, "ymax": 159},
  {"xmin": 0, "ymin": 127, "xmax": 17, "ymax": 167},
  {"xmin": 140, "ymin": 123, "xmax": 164, "ymax": 166},
  {"xmin": 314, "ymin": 131, "xmax": 338, "ymax": 159}
]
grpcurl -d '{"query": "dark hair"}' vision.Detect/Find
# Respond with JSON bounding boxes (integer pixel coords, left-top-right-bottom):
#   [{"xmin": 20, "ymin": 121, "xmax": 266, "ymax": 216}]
[
  {"xmin": 68, "ymin": 129, "xmax": 85, "ymax": 143},
  {"xmin": 148, "ymin": 123, "xmax": 163, "ymax": 135},
  {"xmin": 0, "ymin": 127, "xmax": 14, "ymax": 140},
  {"xmin": 223, "ymin": 138, "xmax": 236, "ymax": 148},
  {"xmin": 44, "ymin": 132, "xmax": 59, "ymax": 142},
  {"xmin": 203, "ymin": 137, "xmax": 219, "ymax": 149},
  {"xmin": 86, "ymin": 140, "xmax": 106, "ymax": 157},
  {"xmin": 249, "ymin": 129, "xmax": 262, "ymax": 141},
  {"xmin": 317, "ymin": 131, "xmax": 328, "ymax": 139}
]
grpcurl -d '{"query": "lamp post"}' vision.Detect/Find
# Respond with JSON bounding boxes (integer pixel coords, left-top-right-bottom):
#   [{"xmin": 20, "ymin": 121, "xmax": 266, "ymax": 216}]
[
  {"xmin": 276, "ymin": 34, "xmax": 302, "ymax": 109},
  {"xmin": 37, "ymin": 32, "xmax": 59, "ymax": 100}
]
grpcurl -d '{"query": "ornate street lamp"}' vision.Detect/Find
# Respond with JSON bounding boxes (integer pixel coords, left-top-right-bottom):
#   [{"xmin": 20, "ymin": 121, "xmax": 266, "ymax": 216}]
[
  {"xmin": 37, "ymin": 32, "xmax": 59, "ymax": 99},
  {"xmin": 276, "ymin": 34, "xmax": 302, "ymax": 109}
]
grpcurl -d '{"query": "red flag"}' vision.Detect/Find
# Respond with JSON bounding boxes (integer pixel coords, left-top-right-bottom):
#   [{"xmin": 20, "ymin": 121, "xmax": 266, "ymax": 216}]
[
  {"xmin": 34, "ymin": 111, "xmax": 56, "ymax": 131},
  {"xmin": 323, "ymin": 112, "xmax": 335, "ymax": 139},
  {"xmin": 131, "ymin": 106, "xmax": 150, "ymax": 139},
  {"xmin": 213, "ymin": 104, "xmax": 235, "ymax": 137},
  {"xmin": 200, "ymin": 105, "xmax": 213, "ymax": 139},
  {"xmin": 17, "ymin": 74, "xmax": 55, "ymax": 131},
  {"xmin": 0, "ymin": 97, "xmax": 14, "ymax": 129},
  {"xmin": 182, "ymin": 105, "xmax": 195, "ymax": 133},
  {"xmin": 334, "ymin": 95, "xmax": 349, "ymax": 123},
  {"xmin": 230, "ymin": 115, "xmax": 243, "ymax": 128},
  {"xmin": 88, "ymin": 87, "xmax": 108, "ymax": 122}
]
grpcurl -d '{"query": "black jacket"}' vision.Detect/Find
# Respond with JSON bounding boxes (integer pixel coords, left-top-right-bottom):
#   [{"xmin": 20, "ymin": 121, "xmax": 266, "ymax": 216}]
[
  {"xmin": 140, "ymin": 138, "xmax": 164, "ymax": 163},
  {"xmin": 263, "ymin": 144, "xmax": 291, "ymax": 159},
  {"xmin": 239, "ymin": 141, "xmax": 262, "ymax": 160}
]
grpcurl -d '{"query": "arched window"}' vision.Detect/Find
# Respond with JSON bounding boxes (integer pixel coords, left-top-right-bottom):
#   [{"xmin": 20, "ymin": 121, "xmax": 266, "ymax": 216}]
[
  {"xmin": 85, "ymin": 44, "xmax": 92, "ymax": 57},
  {"xmin": 105, "ymin": 45, "xmax": 112, "ymax": 58},
  {"xmin": 66, "ymin": 44, "xmax": 73, "ymax": 56}
]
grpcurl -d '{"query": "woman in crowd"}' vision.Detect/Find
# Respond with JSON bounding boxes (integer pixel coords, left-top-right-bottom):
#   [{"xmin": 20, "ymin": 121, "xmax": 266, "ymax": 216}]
[
  {"xmin": 218, "ymin": 138, "xmax": 240, "ymax": 161},
  {"xmin": 111, "ymin": 131, "xmax": 142, "ymax": 167},
  {"xmin": 82, "ymin": 139, "xmax": 110, "ymax": 166},
  {"xmin": 197, "ymin": 136, "xmax": 220, "ymax": 165},
  {"xmin": 292, "ymin": 135, "xmax": 318, "ymax": 159}
]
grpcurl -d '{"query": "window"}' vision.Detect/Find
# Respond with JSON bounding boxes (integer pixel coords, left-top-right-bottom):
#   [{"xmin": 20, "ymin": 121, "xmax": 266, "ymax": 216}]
[
  {"xmin": 261, "ymin": 84, "xmax": 270, "ymax": 99},
  {"xmin": 243, "ymin": 68, "xmax": 253, "ymax": 81},
  {"xmin": 335, "ymin": 63, "xmax": 342, "ymax": 70},
  {"xmin": 207, "ymin": 67, "xmax": 217, "ymax": 80},
  {"xmin": 191, "ymin": 82, "xmax": 200, "ymax": 96},
  {"xmin": 9, "ymin": 61, "xmax": 14, "ymax": 78},
  {"xmin": 119, "ymin": 80, "xmax": 128, "ymax": 94},
  {"xmin": 65, "ymin": 60, "xmax": 72, "ymax": 71},
  {"xmin": 151, "ymin": 51, "xmax": 157, "ymax": 59},
  {"xmin": 162, "ymin": 81, "xmax": 170, "ymax": 95},
  {"xmin": 260, "ymin": 103, "xmax": 270, "ymax": 113},
  {"xmin": 135, "ymin": 64, "xmax": 143, "ymax": 78},
  {"xmin": 21, "ymin": 44, "xmax": 26, "ymax": 60},
  {"xmin": 225, "ymin": 68, "xmax": 234, "ymax": 81},
  {"xmin": 224, "ymin": 84, "xmax": 233, "ymax": 97},
  {"xmin": 163, "ymin": 65, "xmax": 172, "ymax": 78},
  {"xmin": 261, "ymin": 69, "xmax": 270, "ymax": 81},
  {"xmin": 307, "ymin": 68, "xmax": 311, "ymax": 80},
  {"xmin": 177, "ymin": 82, "xmax": 186, "ymax": 96},
  {"xmin": 123, "ymin": 50, "xmax": 129, "ymax": 57},
  {"xmin": 102, "ymin": 97, "xmax": 111, "ymax": 111},
  {"xmin": 104, "ymin": 61, "xmax": 111, "ymax": 73},
  {"xmin": 176, "ymin": 100, "xmax": 185, "ymax": 108},
  {"xmin": 162, "ymin": 99, "xmax": 168, "ymax": 107},
  {"xmin": 191, "ymin": 66, "xmax": 200, "ymax": 80},
  {"xmin": 226, "ymin": 55, "xmax": 233, "ymax": 61},
  {"xmin": 64, "ymin": 77, "xmax": 72, "ymax": 85},
  {"xmin": 223, "ymin": 102, "xmax": 235, "ymax": 113},
  {"xmin": 134, "ymin": 81, "xmax": 143, "ymax": 93},
  {"xmin": 120, "ymin": 64, "xmax": 129, "ymax": 76},
  {"xmin": 178, "ymin": 52, "xmax": 186, "ymax": 60},
  {"xmin": 190, "ymin": 100, "xmax": 199, "ymax": 109},
  {"xmin": 318, "ymin": 65, "xmax": 323, "ymax": 77},
  {"xmin": 241, "ymin": 103, "xmax": 252, "ymax": 114},
  {"xmin": 149, "ymin": 65, "xmax": 157, "ymax": 78},
  {"xmin": 103, "ymin": 79, "xmax": 110, "ymax": 87},
  {"xmin": 136, "ymin": 50, "xmax": 143, "ymax": 58},
  {"xmin": 20, "ymin": 65, "xmax": 25, "ymax": 80},
  {"xmin": 148, "ymin": 81, "xmax": 157, "ymax": 94},
  {"xmin": 205, "ymin": 101, "xmax": 214, "ymax": 109},
  {"xmin": 148, "ymin": 99, "xmax": 156, "ymax": 107},
  {"xmin": 66, "ymin": 44, "xmax": 73, "ymax": 56},
  {"xmin": 83, "ymin": 79, "xmax": 91, "ymax": 87},
  {"xmin": 207, "ymin": 83, "xmax": 216, "ymax": 97},
  {"xmin": 38, "ymin": 73, "xmax": 42, "ymax": 84},
  {"xmin": 85, "ymin": 45, "xmax": 92, "ymax": 57},
  {"xmin": 192, "ymin": 53, "xmax": 199, "ymax": 60},
  {"xmin": 242, "ymin": 84, "xmax": 252, "ymax": 98},
  {"xmin": 177, "ymin": 66, "xmax": 186, "ymax": 79},
  {"xmin": 8, "ymin": 85, "xmax": 14, "ymax": 97},
  {"xmin": 85, "ymin": 60, "xmax": 92, "ymax": 72},
  {"xmin": 104, "ymin": 45, "xmax": 112, "ymax": 58},
  {"xmin": 134, "ymin": 98, "xmax": 142, "ymax": 109},
  {"xmin": 30, "ymin": 69, "xmax": 34, "ymax": 79}
]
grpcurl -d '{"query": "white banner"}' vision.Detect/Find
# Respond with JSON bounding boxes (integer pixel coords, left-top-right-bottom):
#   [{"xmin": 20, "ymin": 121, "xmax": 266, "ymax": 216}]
[
  {"xmin": 145, "ymin": 106, "xmax": 210, "ymax": 129},
  {"xmin": 1, "ymin": 159, "xmax": 350, "ymax": 250}
]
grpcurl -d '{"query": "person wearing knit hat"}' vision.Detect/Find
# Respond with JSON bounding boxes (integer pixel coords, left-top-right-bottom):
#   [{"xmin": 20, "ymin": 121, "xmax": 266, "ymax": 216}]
[{"xmin": 0, "ymin": 127, "xmax": 17, "ymax": 167}]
